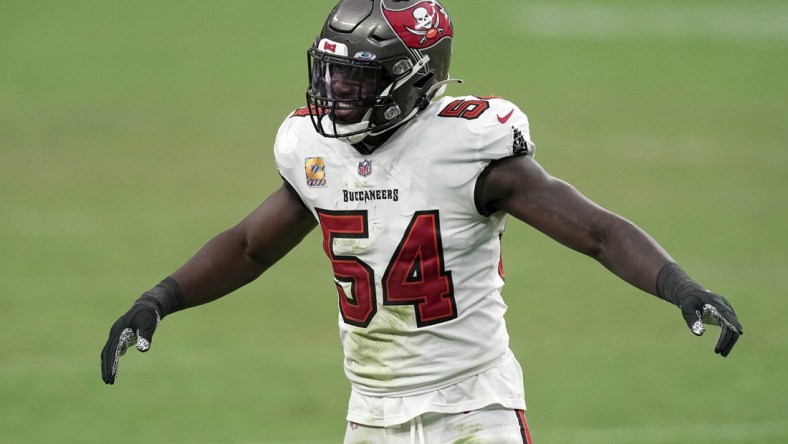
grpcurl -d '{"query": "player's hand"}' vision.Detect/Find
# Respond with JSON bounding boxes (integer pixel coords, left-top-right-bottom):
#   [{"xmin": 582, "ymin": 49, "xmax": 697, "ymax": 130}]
[
  {"xmin": 100, "ymin": 302, "xmax": 160, "ymax": 384},
  {"xmin": 678, "ymin": 290, "xmax": 743, "ymax": 357}
]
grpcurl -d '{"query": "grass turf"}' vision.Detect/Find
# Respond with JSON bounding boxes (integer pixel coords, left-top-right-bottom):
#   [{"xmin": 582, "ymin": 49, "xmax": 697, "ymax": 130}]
[{"xmin": 1, "ymin": 1, "xmax": 787, "ymax": 442}]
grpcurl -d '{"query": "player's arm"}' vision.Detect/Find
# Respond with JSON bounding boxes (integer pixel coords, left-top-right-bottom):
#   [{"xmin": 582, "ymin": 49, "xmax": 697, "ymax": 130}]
[
  {"xmin": 478, "ymin": 155, "xmax": 743, "ymax": 356},
  {"xmin": 100, "ymin": 183, "xmax": 317, "ymax": 384},
  {"xmin": 170, "ymin": 183, "xmax": 316, "ymax": 307}
]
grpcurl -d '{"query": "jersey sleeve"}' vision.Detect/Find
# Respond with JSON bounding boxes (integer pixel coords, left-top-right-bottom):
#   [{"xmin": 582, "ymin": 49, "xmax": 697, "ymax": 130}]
[
  {"xmin": 471, "ymin": 97, "xmax": 535, "ymax": 163},
  {"xmin": 273, "ymin": 111, "xmax": 303, "ymax": 191},
  {"xmin": 467, "ymin": 97, "xmax": 536, "ymax": 216},
  {"xmin": 272, "ymin": 108, "xmax": 327, "ymax": 221},
  {"xmin": 274, "ymin": 115, "xmax": 294, "ymax": 174}
]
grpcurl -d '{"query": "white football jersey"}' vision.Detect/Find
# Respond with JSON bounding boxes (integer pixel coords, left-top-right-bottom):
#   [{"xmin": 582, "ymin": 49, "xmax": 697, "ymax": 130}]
[{"xmin": 274, "ymin": 95, "xmax": 535, "ymax": 398}]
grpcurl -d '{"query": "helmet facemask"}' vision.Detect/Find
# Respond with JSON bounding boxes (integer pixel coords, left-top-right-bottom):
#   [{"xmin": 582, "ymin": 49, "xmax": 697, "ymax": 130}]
[
  {"xmin": 306, "ymin": 46, "xmax": 397, "ymax": 142},
  {"xmin": 306, "ymin": 44, "xmax": 434, "ymax": 143}
]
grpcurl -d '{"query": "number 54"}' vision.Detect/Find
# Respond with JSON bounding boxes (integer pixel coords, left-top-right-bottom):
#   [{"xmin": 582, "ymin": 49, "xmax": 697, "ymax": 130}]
[{"xmin": 316, "ymin": 209, "xmax": 457, "ymax": 328}]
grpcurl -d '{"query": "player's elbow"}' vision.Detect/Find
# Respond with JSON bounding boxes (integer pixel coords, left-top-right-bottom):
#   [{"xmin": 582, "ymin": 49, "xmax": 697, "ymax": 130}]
[
  {"xmin": 579, "ymin": 213, "xmax": 623, "ymax": 263},
  {"xmin": 581, "ymin": 229, "xmax": 606, "ymax": 262}
]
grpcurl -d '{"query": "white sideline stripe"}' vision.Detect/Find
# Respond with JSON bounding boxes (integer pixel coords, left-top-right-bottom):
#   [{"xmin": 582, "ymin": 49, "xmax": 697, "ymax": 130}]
[{"xmin": 517, "ymin": 3, "xmax": 788, "ymax": 41}]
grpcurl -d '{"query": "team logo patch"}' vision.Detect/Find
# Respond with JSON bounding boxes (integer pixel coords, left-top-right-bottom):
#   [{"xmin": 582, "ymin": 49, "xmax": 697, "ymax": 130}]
[
  {"xmin": 358, "ymin": 159, "xmax": 372, "ymax": 177},
  {"xmin": 305, "ymin": 157, "xmax": 327, "ymax": 187},
  {"xmin": 382, "ymin": 1, "xmax": 453, "ymax": 49},
  {"xmin": 510, "ymin": 126, "xmax": 531, "ymax": 155}
]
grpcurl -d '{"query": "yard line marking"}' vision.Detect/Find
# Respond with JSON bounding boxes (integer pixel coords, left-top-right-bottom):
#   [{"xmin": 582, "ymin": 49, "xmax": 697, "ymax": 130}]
[{"xmin": 516, "ymin": 3, "xmax": 788, "ymax": 42}]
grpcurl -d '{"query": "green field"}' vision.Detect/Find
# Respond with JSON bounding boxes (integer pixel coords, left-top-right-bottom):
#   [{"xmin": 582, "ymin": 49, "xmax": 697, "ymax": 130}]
[{"xmin": 2, "ymin": 1, "xmax": 787, "ymax": 442}]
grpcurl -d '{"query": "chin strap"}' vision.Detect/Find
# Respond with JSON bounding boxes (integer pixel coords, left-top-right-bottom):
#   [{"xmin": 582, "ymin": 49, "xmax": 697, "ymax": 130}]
[
  {"xmin": 342, "ymin": 77, "xmax": 464, "ymax": 144},
  {"xmin": 425, "ymin": 78, "xmax": 463, "ymax": 99},
  {"xmin": 341, "ymin": 133, "xmax": 371, "ymax": 145},
  {"xmin": 367, "ymin": 107, "xmax": 419, "ymax": 137},
  {"xmin": 322, "ymin": 107, "xmax": 374, "ymax": 144},
  {"xmin": 339, "ymin": 105, "xmax": 420, "ymax": 145},
  {"xmin": 337, "ymin": 57, "xmax": 463, "ymax": 145},
  {"xmin": 365, "ymin": 78, "xmax": 464, "ymax": 138},
  {"xmin": 339, "ymin": 114, "xmax": 375, "ymax": 144},
  {"xmin": 335, "ymin": 58, "xmax": 432, "ymax": 145},
  {"xmin": 379, "ymin": 55, "xmax": 432, "ymax": 97}
]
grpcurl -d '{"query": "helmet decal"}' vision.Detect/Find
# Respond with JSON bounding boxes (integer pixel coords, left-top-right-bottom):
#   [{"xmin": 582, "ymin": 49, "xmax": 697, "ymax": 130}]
[
  {"xmin": 318, "ymin": 38, "xmax": 348, "ymax": 56},
  {"xmin": 353, "ymin": 51, "xmax": 377, "ymax": 60},
  {"xmin": 382, "ymin": 1, "xmax": 454, "ymax": 50}
]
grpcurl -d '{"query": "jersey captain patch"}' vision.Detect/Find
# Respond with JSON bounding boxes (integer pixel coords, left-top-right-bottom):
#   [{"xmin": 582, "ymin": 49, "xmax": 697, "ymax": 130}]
[{"xmin": 304, "ymin": 157, "xmax": 327, "ymax": 187}]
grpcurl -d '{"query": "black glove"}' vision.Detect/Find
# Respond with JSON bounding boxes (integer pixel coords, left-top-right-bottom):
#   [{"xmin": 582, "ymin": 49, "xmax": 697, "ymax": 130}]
[
  {"xmin": 657, "ymin": 263, "xmax": 743, "ymax": 357},
  {"xmin": 100, "ymin": 277, "xmax": 184, "ymax": 384},
  {"xmin": 677, "ymin": 289, "xmax": 743, "ymax": 357},
  {"xmin": 101, "ymin": 300, "xmax": 160, "ymax": 384}
]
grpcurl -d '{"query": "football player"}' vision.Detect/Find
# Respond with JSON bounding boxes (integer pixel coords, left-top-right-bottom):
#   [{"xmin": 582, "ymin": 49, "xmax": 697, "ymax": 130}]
[{"xmin": 101, "ymin": 1, "xmax": 743, "ymax": 442}]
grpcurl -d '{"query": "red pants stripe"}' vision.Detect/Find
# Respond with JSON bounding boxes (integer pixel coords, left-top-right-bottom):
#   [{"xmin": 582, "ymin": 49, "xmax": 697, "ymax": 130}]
[{"xmin": 515, "ymin": 409, "xmax": 534, "ymax": 444}]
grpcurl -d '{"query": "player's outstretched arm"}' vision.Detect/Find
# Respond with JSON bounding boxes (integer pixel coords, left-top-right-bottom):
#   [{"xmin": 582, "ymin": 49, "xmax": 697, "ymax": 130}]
[
  {"xmin": 478, "ymin": 155, "xmax": 743, "ymax": 356},
  {"xmin": 101, "ymin": 183, "xmax": 317, "ymax": 384}
]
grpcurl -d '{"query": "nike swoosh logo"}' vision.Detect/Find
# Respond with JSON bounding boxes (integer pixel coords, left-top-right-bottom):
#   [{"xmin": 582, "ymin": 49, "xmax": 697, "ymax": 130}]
[{"xmin": 497, "ymin": 109, "xmax": 514, "ymax": 124}]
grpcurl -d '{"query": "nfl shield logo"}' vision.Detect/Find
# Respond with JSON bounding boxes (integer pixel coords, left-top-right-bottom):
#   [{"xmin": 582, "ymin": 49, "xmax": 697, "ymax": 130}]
[{"xmin": 358, "ymin": 160, "xmax": 372, "ymax": 177}]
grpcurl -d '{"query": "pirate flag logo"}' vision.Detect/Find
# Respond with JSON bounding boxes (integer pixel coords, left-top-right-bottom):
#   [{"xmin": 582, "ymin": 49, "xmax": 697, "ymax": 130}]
[{"xmin": 382, "ymin": 1, "xmax": 454, "ymax": 49}]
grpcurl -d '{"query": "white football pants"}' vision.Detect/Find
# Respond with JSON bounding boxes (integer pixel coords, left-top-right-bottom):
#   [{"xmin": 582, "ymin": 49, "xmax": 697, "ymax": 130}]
[{"xmin": 343, "ymin": 405, "xmax": 533, "ymax": 444}]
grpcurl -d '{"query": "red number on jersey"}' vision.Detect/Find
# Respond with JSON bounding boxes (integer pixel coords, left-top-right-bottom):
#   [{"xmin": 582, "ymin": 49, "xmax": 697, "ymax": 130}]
[
  {"xmin": 383, "ymin": 211, "xmax": 456, "ymax": 327},
  {"xmin": 317, "ymin": 209, "xmax": 377, "ymax": 327},
  {"xmin": 438, "ymin": 99, "xmax": 490, "ymax": 120},
  {"xmin": 317, "ymin": 209, "xmax": 456, "ymax": 328}
]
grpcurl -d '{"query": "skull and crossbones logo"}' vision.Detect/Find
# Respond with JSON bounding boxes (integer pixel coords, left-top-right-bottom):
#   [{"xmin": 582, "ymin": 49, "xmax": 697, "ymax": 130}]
[
  {"xmin": 405, "ymin": 6, "xmax": 444, "ymax": 44},
  {"xmin": 382, "ymin": 1, "xmax": 454, "ymax": 50}
]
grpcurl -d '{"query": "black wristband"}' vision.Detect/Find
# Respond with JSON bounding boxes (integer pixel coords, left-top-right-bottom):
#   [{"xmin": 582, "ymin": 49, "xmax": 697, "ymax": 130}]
[
  {"xmin": 656, "ymin": 263, "xmax": 705, "ymax": 307},
  {"xmin": 135, "ymin": 277, "xmax": 185, "ymax": 319}
]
